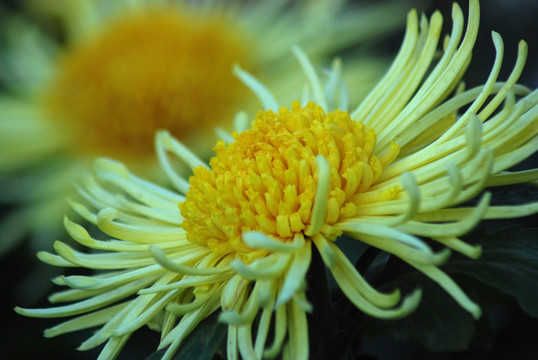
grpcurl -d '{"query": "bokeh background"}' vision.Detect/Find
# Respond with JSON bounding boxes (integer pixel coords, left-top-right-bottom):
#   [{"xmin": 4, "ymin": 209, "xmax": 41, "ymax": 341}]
[{"xmin": 1, "ymin": 0, "xmax": 536, "ymax": 359}]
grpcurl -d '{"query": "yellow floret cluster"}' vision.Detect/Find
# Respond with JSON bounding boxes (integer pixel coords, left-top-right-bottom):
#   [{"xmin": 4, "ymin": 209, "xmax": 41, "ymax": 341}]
[{"xmin": 180, "ymin": 101, "xmax": 400, "ymax": 261}]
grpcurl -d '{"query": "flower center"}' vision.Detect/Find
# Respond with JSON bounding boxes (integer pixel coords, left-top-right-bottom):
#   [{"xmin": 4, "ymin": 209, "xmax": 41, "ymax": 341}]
[
  {"xmin": 180, "ymin": 101, "xmax": 400, "ymax": 260},
  {"xmin": 44, "ymin": 9, "xmax": 252, "ymax": 161}
]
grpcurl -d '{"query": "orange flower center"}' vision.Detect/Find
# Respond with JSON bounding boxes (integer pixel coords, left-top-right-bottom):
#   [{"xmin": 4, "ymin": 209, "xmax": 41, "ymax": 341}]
[
  {"xmin": 180, "ymin": 101, "xmax": 400, "ymax": 261},
  {"xmin": 44, "ymin": 9, "xmax": 252, "ymax": 161}
]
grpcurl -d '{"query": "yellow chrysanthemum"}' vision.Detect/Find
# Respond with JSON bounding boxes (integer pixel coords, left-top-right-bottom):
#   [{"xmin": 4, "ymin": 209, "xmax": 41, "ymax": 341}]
[
  {"xmin": 16, "ymin": 1, "xmax": 538, "ymax": 359},
  {"xmin": 0, "ymin": 0, "xmax": 403, "ymax": 255}
]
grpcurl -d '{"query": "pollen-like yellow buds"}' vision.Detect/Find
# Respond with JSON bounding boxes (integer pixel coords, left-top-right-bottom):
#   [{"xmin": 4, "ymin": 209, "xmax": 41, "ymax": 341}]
[{"xmin": 180, "ymin": 101, "xmax": 399, "ymax": 261}]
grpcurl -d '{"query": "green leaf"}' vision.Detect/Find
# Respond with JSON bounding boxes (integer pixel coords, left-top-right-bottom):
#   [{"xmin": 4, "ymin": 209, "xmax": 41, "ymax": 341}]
[
  {"xmin": 445, "ymin": 226, "xmax": 538, "ymax": 318},
  {"xmin": 488, "ymin": 185, "xmax": 538, "ymax": 206},
  {"xmin": 363, "ymin": 226, "xmax": 538, "ymax": 352},
  {"xmin": 364, "ymin": 262, "xmax": 476, "ymax": 352},
  {"xmin": 146, "ymin": 311, "xmax": 226, "ymax": 360}
]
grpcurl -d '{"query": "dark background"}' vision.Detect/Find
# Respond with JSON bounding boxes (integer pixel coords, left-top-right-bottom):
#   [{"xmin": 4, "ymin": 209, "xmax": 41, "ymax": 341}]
[{"xmin": 1, "ymin": 0, "xmax": 537, "ymax": 359}]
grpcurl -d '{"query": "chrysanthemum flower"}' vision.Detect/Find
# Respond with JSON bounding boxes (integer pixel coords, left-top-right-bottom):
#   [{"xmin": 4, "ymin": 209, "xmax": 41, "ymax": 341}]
[
  {"xmin": 16, "ymin": 0, "xmax": 538, "ymax": 359},
  {"xmin": 0, "ymin": 0, "xmax": 403, "ymax": 255}
]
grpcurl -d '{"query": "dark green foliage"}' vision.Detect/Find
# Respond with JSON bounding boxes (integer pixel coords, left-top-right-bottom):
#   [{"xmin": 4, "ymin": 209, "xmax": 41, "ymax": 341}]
[
  {"xmin": 147, "ymin": 311, "xmax": 226, "ymax": 360},
  {"xmin": 362, "ymin": 226, "xmax": 538, "ymax": 353},
  {"xmin": 445, "ymin": 227, "xmax": 538, "ymax": 318}
]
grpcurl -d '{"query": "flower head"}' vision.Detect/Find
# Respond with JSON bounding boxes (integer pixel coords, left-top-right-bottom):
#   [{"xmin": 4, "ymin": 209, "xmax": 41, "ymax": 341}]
[
  {"xmin": 15, "ymin": 0, "xmax": 538, "ymax": 359},
  {"xmin": 0, "ymin": 0, "xmax": 403, "ymax": 255}
]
